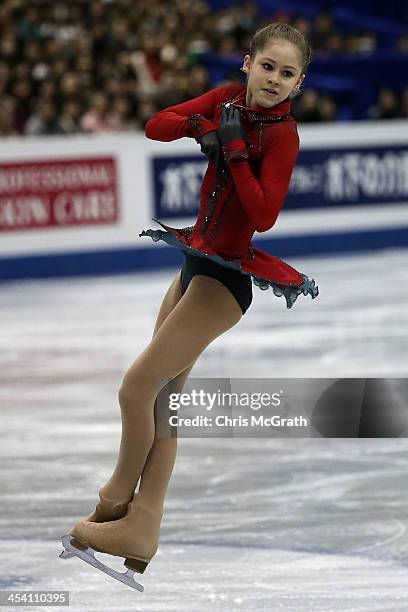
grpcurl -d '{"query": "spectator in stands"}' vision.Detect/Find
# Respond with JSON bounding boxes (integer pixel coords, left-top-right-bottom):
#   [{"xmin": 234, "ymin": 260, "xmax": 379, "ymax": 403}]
[
  {"xmin": 185, "ymin": 64, "xmax": 211, "ymax": 98},
  {"xmin": 325, "ymin": 32, "xmax": 344, "ymax": 53},
  {"xmin": 57, "ymin": 99, "xmax": 83, "ymax": 134},
  {"xmin": 0, "ymin": 33, "xmax": 18, "ymax": 65},
  {"xmin": 233, "ymin": 1, "xmax": 259, "ymax": 48},
  {"xmin": 319, "ymin": 95, "xmax": 337, "ymax": 121},
  {"xmin": 11, "ymin": 79, "xmax": 33, "ymax": 134},
  {"xmin": 218, "ymin": 34, "xmax": 241, "ymax": 58},
  {"xmin": 310, "ymin": 10, "xmax": 338, "ymax": 52},
  {"xmin": 0, "ymin": 0, "xmax": 405, "ymax": 135},
  {"xmin": 291, "ymin": 16, "xmax": 312, "ymax": 39},
  {"xmin": 292, "ymin": 88, "xmax": 324, "ymax": 122},
  {"xmin": 0, "ymin": 61, "xmax": 10, "ymax": 96},
  {"xmin": 0, "ymin": 94, "xmax": 18, "ymax": 137},
  {"xmin": 136, "ymin": 96, "xmax": 158, "ymax": 130},
  {"xmin": 365, "ymin": 87, "xmax": 401, "ymax": 120},
  {"xmin": 16, "ymin": 5, "xmax": 42, "ymax": 41},
  {"xmin": 152, "ymin": 70, "xmax": 186, "ymax": 110},
  {"xmin": 344, "ymin": 32, "xmax": 377, "ymax": 53},
  {"xmin": 59, "ymin": 72, "xmax": 82, "ymax": 101},
  {"xmin": 38, "ymin": 79, "xmax": 58, "ymax": 104},
  {"xmin": 24, "ymin": 98, "xmax": 59, "ymax": 135},
  {"xmin": 397, "ymin": 34, "xmax": 408, "ymax": 53},
  {"xmin": 129, "ymin": 32, "xmax": 162, "ymax": 97},
  {"xmin": 80, "ymin": 92, "xmax": 118, "ymax": 133},
  {"xmin": 108, "ymin": 94, "xmax": 141, "ymax": 131},
  {"xmin": 399, "ymin": 87, "xmax": 408, "ymax": 118}
]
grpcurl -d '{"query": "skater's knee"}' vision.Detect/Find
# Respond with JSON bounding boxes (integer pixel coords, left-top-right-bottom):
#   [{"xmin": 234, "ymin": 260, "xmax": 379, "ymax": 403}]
[
  {"xmin": 118, "ymin": 374, "xmax": 149, "ymax": 405},
  {"xmin": 118, "ymin": 370, "xmax": 169, "ymax": 411},
  {"xmin": 119, "ymin": 352, "xmax": 152, "ymax": 395},
  {"xmin": 118, "ymin": 384, "xmax": 135, "ymax": 410}
]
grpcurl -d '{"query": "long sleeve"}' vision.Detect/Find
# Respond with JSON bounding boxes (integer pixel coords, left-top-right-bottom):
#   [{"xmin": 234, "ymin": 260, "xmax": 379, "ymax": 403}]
[
  {"xmin": 224, "ymin": 123, "xmax": 299, "ymax": 232},
  {"xmin": 144, "ymin": 85, "xmax": 230, "ymax": 142}
]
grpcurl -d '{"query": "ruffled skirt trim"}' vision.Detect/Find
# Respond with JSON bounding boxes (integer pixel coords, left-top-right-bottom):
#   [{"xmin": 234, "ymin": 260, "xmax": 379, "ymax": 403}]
[{"xmin": 139, "ymin": 222, "xmax": 319, "ymax": 309}]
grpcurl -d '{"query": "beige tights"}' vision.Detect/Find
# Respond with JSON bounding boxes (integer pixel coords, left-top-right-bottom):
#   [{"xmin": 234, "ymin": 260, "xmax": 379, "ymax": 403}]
[{"xmin": 100, "ymin": 270, "xmax": 243, "ymax": 513}]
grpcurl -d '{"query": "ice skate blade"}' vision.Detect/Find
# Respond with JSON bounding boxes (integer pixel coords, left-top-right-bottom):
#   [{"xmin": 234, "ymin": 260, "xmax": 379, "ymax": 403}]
[
  {"xmin": 59, "ymin": 549, "xmax": 76, "ymax": 559},
  {"xmin": 59, "ymin": 534, "xmax": 144, "ymax": 592}
]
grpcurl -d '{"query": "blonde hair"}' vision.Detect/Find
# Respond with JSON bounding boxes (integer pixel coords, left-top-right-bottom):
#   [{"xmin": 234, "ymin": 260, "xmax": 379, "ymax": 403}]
[{"xmin": 249, "ymin": 22, "xmax": 312, "ymax": 73}]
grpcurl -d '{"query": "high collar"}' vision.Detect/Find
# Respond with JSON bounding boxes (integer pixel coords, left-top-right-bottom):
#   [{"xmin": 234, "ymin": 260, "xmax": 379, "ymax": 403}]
[{"xmin": 228, "ymin": 85, "xmax": 292, "ymax": 123}]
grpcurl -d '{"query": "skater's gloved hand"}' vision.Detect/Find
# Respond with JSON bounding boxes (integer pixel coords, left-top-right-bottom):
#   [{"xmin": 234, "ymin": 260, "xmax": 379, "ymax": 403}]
[
  {"xmin": 196, "ymin": 130, "xmax": 226, "ymax": 177},
  {"xmin": 196, "ymin": 130, "xmax": 221, "ymax": 164},
  {"xmin": 217, "ymin": 104, "xmax": 244, "ymax": 145}
]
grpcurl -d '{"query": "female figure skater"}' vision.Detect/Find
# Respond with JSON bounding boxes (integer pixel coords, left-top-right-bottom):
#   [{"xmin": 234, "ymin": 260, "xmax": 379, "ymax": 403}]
[{"xmin": 66, "ymin": 22, "xmax": 318, "ymax": 585}]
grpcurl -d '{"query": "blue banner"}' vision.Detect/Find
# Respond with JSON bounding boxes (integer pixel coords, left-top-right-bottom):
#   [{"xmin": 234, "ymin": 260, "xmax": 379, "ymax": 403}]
[
  {"xmin": 151, "ymin": 156, "xmax": 207, "ymax": 220},
  {"xmin": 288, "ymin": 143, "xmax": 408, "ymax": 209},
  {"xmin": 151, "ymin": 143, "xmax": 408, "ymax": 219}
]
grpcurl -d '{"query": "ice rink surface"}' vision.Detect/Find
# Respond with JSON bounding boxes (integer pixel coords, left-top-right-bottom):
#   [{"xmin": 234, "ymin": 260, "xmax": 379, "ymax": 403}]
[{"xmin": 1, "ymin": 247, "xmax": 408, "ymax": 611}]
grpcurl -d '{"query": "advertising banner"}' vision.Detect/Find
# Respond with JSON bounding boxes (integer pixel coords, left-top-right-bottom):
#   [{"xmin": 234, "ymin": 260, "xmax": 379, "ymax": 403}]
[{"xmin": 0, "ymin": 157, "xmax": 119, "ymax": 233}]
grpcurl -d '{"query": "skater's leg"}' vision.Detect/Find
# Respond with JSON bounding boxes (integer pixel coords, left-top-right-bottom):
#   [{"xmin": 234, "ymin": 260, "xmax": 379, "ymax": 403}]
[
  {"xmin": 70, "ymin": 274, "xmax": 242, "ymax": 561},
  {"xmin": 100, "ymin": 269, "xmax": 188, "ymax": 504},
  {"xmin": 135, "ymin": 362, "xmax": 194, "ymax": 509},
  {"xmin": 82, "ymin": 269, "xmax": 191, "ymax": 523},
  {"xmin": 101, "ymin": 273, "xmax": 242, "ymax": 506},
  {"xmin": 151, "ymin": 270, "xmax": 183, "ymax": 338},
  {"xmin": 136, "ymin": 270, "xmax": 199, "ymax": 509}
]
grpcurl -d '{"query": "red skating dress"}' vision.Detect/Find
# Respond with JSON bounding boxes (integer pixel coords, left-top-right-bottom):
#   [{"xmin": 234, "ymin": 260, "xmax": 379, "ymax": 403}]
[{"xmin": 140, "ymin": 83, "xmax": 319, "ymax": 309}]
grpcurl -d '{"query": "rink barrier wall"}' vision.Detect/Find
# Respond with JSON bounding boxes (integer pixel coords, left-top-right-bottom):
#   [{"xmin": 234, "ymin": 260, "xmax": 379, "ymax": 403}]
[
  {"xmin": 0, "ymin": 120, "xmax": 407, "ymax": 281},
  {"xmin": 1, "ymin": 225, "xmax": 408, "ymax": 282}
]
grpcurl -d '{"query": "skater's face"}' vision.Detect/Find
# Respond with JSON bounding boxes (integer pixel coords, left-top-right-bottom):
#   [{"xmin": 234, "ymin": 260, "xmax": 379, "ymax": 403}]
[{"xmin": 242, "ymin": 39, "xmax": 305, "ymax": 109}]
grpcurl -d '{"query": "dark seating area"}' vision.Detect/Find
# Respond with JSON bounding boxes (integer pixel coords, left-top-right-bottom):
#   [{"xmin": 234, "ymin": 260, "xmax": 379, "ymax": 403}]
[{"xmin": 0, "ymin": 0, "xmax": 406, "ymax": 137}]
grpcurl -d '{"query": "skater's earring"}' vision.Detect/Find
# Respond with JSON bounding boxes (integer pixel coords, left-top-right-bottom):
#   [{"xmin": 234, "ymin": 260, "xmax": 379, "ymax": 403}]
[{"xmin": 291, "ymin": 84, "xmax": 302, "ymax": 98}]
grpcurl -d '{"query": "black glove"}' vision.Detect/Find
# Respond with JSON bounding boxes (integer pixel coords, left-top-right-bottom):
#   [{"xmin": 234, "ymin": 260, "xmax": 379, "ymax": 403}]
[
  {"xmin": 197, "ymin": 130, "xmax": 221, "ymax": 163},
  {"xmin": 197, "ymin": 130, "xmax": 226, "ymax": 177},
  {"xmin": 217, "ymin": 104, "xmax": 244, "ymax": 145}
]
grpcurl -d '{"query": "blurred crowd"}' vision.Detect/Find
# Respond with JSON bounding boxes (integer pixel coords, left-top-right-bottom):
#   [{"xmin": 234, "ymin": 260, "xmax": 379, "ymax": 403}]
[{"xmin": 0, "ymin": 0, "xmax": 407, "ymax": 137}]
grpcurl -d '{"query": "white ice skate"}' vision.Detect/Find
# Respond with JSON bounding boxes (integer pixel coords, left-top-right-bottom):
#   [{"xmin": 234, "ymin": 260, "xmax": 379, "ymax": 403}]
[{"xmin": 59, "ymin": 534, "xmax": 144, "ymax": 592}]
